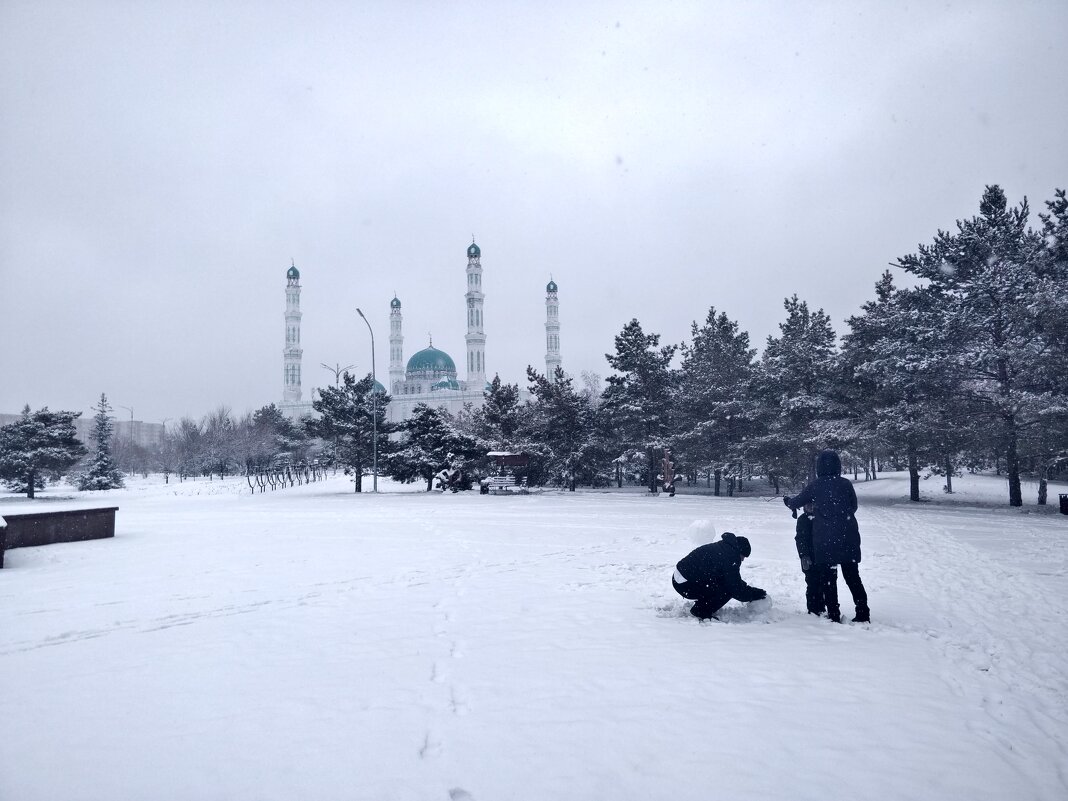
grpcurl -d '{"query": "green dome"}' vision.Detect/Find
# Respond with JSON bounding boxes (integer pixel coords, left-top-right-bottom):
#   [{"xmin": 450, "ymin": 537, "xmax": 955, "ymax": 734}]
[
  {"xmin": 467, "ymin": 241, "xmax": 481, "ymax": 258},
  {"xmin": 431, "ymin": 377, "xmax": 461, "ymax": 391},
  {"xmin": 373, "ymin": 379, "xmax": 386, "ymax": 394},
  {"xmin": 546, "ymin": 279, "xmax": 557, "ymax": 292},
  {"xmin": 406, "ymin": 346, "xmax": 457, "ymax": 378},
  {"xmin": 287, "ymin": 265, "xmax": 300, "ymax": 280},
  {"xmin": 390, "ymin": 296, "xmax": 401, "ymax": 309}
]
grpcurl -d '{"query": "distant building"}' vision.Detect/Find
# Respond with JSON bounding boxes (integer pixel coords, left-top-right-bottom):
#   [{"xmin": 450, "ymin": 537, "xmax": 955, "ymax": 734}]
[
  {"xmin": 385, "ymin": 240, "xmax": 492, "ymax": 422},
  {"xmin": 545, "ymin": 278, "xmax": 561, "ymax": 377},
  {"xmin": 279, "ymin": 261, "xmax": 314, "ymax": 420},
  {"xmin": 0, "ymin": 413, "xmax": 163, "ymax": 449},
  {"xmin": 279, "ymin": 240, "xmax": 559, "ymax": 423}
]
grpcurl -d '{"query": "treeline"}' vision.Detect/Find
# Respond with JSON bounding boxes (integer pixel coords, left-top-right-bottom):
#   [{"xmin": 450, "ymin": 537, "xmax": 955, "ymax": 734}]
[
  {"xmin": 146, "ymin": 405, "xmax": 317, "ymax": 481},
  {"xmin": 0, "ymin": 401, "xmax": 321, "ymax": 496},
  {"xmin": 3, "ymin": 186, "xmax": 1065, "ymax": 504},
  {"xmin": 314, "ymin": 186, "xmax": 1068, "ymax": 506}
]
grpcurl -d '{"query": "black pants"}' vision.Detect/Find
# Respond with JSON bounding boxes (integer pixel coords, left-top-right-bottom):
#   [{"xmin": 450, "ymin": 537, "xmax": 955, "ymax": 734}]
[
  {"xmin": 803, "ymin": 567, "xmax": 825, "ymax": 614},
  {"xmin": 673, "ymin": 578, "xmax": 732, "ymax": 619},
  {"xmin": 814, "ymin": 562, "xmax": 868, "ymax": 620}
]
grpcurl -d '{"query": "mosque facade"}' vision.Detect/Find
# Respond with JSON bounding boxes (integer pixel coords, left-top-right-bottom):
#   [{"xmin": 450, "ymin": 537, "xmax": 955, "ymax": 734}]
[{"xmin": 279, "ymin": 241, "xmax": 562, "ymax": 423}]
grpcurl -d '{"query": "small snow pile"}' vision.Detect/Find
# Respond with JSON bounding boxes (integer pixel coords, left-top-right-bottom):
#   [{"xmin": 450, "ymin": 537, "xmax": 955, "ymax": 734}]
[
  {"xmin": 716, "ymin": 595, "xmax": 777, "ymax": 624},
  {"xmin": 686, "ymin": 519, "xmax": 717, "ymax": 545}
]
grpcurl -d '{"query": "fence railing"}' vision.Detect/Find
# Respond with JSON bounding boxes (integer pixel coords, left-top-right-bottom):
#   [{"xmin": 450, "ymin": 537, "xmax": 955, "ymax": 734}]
[{"xmin": 245, "ymin": 462, "xmax": 327, "ymax": 493}]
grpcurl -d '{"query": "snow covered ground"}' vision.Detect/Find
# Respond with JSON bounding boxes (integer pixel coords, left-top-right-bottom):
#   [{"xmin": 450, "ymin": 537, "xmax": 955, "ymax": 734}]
[{"xmin": 2, "ymin": 472, "xmax": 1066, "ymax": 801}]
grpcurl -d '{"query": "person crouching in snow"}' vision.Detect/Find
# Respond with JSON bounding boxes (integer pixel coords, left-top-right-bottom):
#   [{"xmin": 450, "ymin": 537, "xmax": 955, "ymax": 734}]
[
  {"xmin": 794, "ymin": 502, "xmax": 825, "ymax": 615},
  {"xmin": 672, "ymin": 532, "xmax": 767, "ymax": 620}
]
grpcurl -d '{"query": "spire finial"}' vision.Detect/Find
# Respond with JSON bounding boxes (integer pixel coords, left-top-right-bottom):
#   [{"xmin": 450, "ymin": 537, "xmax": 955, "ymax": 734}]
[{"xmin": 429, "ymin": 332, "xmax": 433, "ymax": 347}]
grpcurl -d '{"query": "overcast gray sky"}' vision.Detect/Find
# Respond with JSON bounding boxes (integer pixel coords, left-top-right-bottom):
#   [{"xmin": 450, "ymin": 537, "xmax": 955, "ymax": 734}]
[{"xmin": 2, "ymin": 1, "xmax": 1065, "ymax": 424}]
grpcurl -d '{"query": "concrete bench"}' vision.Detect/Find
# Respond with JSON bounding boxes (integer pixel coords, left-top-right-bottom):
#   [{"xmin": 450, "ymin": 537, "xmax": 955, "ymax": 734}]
[{"xmin": 0, "ymin": 507, "xmax": 118, "ymax": 568}]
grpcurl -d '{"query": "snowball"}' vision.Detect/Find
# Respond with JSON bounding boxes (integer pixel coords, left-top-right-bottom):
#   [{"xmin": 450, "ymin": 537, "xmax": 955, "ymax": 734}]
[{"xmin": 687, "ymin": 519, "xmax": 718, "ymax": 545}]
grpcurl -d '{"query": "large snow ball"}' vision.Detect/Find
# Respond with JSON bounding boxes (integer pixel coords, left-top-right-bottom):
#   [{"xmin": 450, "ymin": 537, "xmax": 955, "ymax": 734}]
[{"xmin": 686, "ymin": 519, "xmax": 717, "ymax": 545}]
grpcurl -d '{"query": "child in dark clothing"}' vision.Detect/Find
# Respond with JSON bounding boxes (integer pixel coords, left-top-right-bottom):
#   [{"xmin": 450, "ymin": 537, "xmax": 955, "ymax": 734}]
[
  {"xmin": 794, "ymin": 502, "xmax": 825, "ymax": 615},
  {"xmin": 672, "ymin": 532, "xmax": 767, "ymax": 620}
]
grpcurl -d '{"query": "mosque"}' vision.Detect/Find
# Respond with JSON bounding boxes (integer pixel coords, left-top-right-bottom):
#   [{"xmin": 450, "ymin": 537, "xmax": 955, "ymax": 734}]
[{"xmin": 278, "ymin": 240, "xmax": 562, "ymax": 423}]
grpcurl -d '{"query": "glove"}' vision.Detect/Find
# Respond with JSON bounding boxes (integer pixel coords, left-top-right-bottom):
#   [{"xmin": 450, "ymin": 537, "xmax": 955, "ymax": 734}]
[
  {"xmin": 782, "ymin": 496, "xmax": 792, "ymax": 509},
  {"xmin": 800, "ymin": 555, "xmax": 812, "ymax": 571},
  {"xmin": 752, "ymin": 589, "xmax": 767, "ymax": 601}
]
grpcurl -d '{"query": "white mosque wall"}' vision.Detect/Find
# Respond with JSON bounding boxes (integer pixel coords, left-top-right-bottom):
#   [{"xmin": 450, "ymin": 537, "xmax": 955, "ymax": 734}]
[{"xmin": 386, "ymin": 389, "xmax": 486, "ymax": 423}]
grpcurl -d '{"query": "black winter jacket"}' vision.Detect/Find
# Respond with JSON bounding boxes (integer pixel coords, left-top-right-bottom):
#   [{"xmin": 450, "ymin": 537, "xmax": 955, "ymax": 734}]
[
  {"xmin": 794, "ymin": 513, "xmax": 815, "ymax": 562},
  {"xmin": 785, "ymin": 450, "xmax": 861, "ymax": 565},
  {"xmin": 675, "ymin": 533, "xmax": 765, "ymax": 602}
]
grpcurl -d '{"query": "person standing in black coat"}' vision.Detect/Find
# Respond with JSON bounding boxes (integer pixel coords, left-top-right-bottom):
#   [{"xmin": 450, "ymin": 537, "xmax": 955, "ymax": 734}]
[
  {"xmin": 672, "ymin": 532, "xmax": 767, "ymax": 620},
  {"xmin": 784, "ymin": 449, "xmax": 870, "ymax": 623}
]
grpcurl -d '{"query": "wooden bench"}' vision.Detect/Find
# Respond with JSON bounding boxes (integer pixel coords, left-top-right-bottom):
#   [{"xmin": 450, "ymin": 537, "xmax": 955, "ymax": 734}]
[{"xmin": 0, "ymin": 507, "xmax": 118, "ymax": 568}]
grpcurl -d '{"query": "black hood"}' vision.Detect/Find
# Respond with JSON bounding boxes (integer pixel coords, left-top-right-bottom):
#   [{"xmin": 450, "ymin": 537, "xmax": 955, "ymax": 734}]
[
  {"xmin": 816, "ymin": 449, "xmax": 842, "ymax": 477},
  {"xmin": 721, "ymin": 531, "xmax": 751, "ymax": 557}
]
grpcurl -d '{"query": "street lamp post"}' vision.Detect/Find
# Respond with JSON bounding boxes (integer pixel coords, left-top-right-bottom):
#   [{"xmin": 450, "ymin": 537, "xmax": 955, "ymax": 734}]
[
  {"xmin": 117, "ymin": 405, "xmax": 134, "ymax": 441},
  {"xmin": 160, "ymin": 418, "xmax": 172, "ymax": 483},
  {"xmin": 320, "ymin": 362, "xmax": 353, "ymax": 472},
  {"xmin": 321, "ymin": 362, "xmax": 355, "ymax": 387},
  {"xmin": 356, "ymin": 308, "xmax": 378, "ymax": 493}
]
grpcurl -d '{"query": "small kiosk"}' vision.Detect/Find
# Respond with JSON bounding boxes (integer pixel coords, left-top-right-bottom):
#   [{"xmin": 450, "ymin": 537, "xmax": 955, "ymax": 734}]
[{"xmin": 482, "ymin": 451, "xmax": 531, "ymax": 494}]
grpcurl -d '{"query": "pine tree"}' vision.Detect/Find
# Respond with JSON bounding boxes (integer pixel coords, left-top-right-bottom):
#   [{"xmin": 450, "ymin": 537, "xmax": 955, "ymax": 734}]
[
  {"xmin": 842, "ymin": 274, "xmax": 973, "ymax": 501},
  {"xmin": 385, "ymin": 403, "xmax": 480, "ymax": 490},
  {"xmin": 522, "ymin": 366, "xmax": 605, "ymax": 490},
  {"xmin": 78, "ymin": 393, "xmax": 125, "ymax": 490},
  {"xmin": 1028, "ymin": 188, "xmax": 1068, "ymax": 501},
  {"xmin": 602, "ymin": 319, "xmax": 678, "ymax": 492},
  {"xmin": 311, "ymin": 373, "xmax": 392, "ymax": 491},
  {"xmin": 896, "ymin": 185, "xmax": 1055, "ymax": 506},
  {"xmin": 675, "ymin": 307, "xmax": 757, "ymax": 494},
  {"xmin": 470, "ymin": 374, "xmax": 525, "ymax": 450},
  {"xmin": 239, "ymin": 403, "xmax": 304, "ymax": 473},
  {"xmin": 748, "ymin": 296, "xmax": 840, "ymax": 488},
  {"xmin": 0, "ymin": 406, "xmax": 87, "ymax": 498}
]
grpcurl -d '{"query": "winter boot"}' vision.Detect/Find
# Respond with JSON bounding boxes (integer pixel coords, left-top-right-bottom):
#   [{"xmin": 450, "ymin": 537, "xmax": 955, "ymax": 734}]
[
  {"xmin": 852, "ymin": 604, "xmax": 870, "ymax": 623},
  {"xmin": 825, "ymin": 601, "xmax": 842, "ymax": 623},
  {"xmin": 689, "ymin": 603, "xmax": 719, "ymax": 621}
]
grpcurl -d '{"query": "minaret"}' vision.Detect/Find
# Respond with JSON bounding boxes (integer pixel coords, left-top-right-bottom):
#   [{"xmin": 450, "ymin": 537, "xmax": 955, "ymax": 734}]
[
  {"xmin": 464, "ymin": 238, "xmax": 486, "ymax": 388},
  {"xmin": 545, "ymin": 277, "xmax": 561, "ymax": 377},
  {"xmin": 283, "ymin": 262, "xmax": 303, "ymax": 404},
  {"xmin": 389, "ymin": 295, "xmax": 404, "ymax": 394}
]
